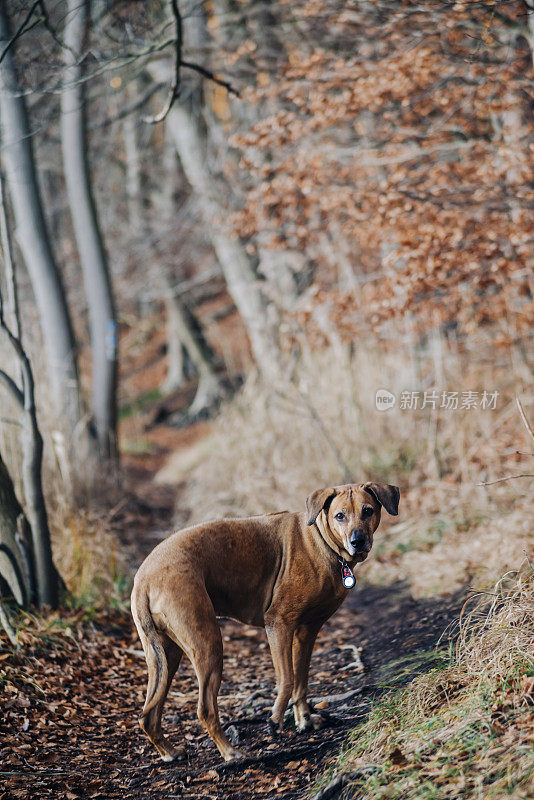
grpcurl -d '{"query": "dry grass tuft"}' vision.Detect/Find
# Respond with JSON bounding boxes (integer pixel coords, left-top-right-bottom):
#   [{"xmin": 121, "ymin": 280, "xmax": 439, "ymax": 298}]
[
  {"xmin": 330, "ymin": 566, "xmax": 534, "ymax": 800},
  {"xmin": 457, "ymin": 561, "xmax": 534, "ymax": 686},
  {"xmin": 49, "ymin": 505, "xmax": 128, "ymax": 608}
]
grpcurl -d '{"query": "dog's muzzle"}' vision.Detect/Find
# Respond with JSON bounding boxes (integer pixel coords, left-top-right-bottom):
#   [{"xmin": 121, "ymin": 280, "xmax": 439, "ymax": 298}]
[{"xmin": 348, "ymin": 529, "xmax": 371, "ymax": 555}]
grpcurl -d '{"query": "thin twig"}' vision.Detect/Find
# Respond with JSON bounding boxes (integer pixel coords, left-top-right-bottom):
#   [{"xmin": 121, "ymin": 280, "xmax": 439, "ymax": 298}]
[
  {"xmin": 0, "ymin": 1, "xmax": 76, "ymax": 65},
  {"xmin": 477, "ymin": 473, "xmax": 534, "ymax": 486},
  {"xmin": 0, "ymin": 1, "xmax": 42, "ymax": 66},
  {"xmin": 89, "ymin": 82, "xmax": 165, "ymax": 130},
  {"xmin": 516, "ymin": 396, "xmax": 534, "ymax": 446},
  {"xmin": 37, "ymin": 0, "xmax": 76, "ymax": 58},
  {"xmin": 181, "ymin": 59, "xmax": 240, "ymax": 97},
  {"xmin": 142, "ymin": 0, "xmax": 240, "ymax": 124},
  {"xmin": 290, "ymin": 387, "xmax": 352, "ymax": 483}
]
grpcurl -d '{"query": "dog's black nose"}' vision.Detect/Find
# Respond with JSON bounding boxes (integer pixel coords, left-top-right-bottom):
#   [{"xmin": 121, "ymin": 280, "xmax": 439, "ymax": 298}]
[{"xmin": 350, "ymin": 529, "xmax": 366, "ymax": 551}]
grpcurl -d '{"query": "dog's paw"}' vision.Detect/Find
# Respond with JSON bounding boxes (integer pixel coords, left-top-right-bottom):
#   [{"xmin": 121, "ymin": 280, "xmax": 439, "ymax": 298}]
[
  {"xmin": 310, "ymin": 713, "xmax": 326, "ymax": 730},
  {"xmin": 296, "ymin": 718, "xmax": 312, "ymax": 733},
  {"xmin": 223, "ymin": 748, "xmax": 246, "ymax": 762},
  {"xmin": 267, "ymin": 717, "xmax": 282, "ymax": 739},
  {"xmin": 159, "ymin": 743, "xmax": 186, "ymax": 762}
]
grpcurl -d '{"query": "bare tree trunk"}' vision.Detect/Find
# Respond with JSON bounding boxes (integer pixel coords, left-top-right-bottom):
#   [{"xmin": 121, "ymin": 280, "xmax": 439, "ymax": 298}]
[
  {"xmin": 157, "ymin": 132, "xmax": 188, "ymax": 393},
  {"xmin": 161, "ymin": 279, "xmax": 221, "ymax": 412},
  {"xmin": 158, "ymin": 269, "xmax": 222, "ymax": 408},
  {"xmin": 210, "ymin": 0, "xmax": 302, "ymax": 305},
  {"xmin": 0, "ymin": 5, "xmax": 80, "ymax": 431},
  {"xmin": 0, "ymin": 452, "xmax": 32, "ymax": 610},
  {"xmin": 0, "ymin": 322, "xmax": 57, "ymax": 607},
  {"xmin": 123, "ymin": 81, "xmax": 145, "ymax": 233},
  {"xmin": 159, "ymin": 95, "xmax": 280, "ymax": 379},
  {"xmin": 162, "ymin": 289, "xmax": 186, "ymax": 393},
  {"xmin": 525, "ymin": 1, "xmax": 534, "ymax": 65},
  {"xmin": 0, "ymin": 175, "xmax": 58, "ymax": 608},
  {"xmin": 151, "ymin": 121, "xmax": 222, "ymax": 406},
  {"xmin": 20, "ymin": 386, "xmax": 56, "ymax": 607},
  {"xmin": 61, "ymin": 0, "xmax": 118, "ymax": 459}
]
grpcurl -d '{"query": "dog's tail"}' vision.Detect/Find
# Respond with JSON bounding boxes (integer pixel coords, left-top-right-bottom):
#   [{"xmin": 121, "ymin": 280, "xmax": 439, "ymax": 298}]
[{"xmin": 131, "ymin": 582, "xmax": 169, "ymax": 719}]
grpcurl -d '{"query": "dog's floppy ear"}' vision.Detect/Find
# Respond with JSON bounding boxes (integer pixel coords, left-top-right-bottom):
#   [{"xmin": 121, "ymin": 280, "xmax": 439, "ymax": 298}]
[
  {"xmin": 306, "ymin": 487, "xmax": 337, "ymax": 526},
  {"xmin": 363, "ymin": 482, "xmax": 400, "ymax": 516}
]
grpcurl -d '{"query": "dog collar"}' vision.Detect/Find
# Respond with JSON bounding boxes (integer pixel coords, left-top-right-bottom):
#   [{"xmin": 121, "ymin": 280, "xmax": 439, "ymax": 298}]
[
  {"xmin": 313, "ymin": 523, "xmax": 356, "ymax": 589},
  {"xmin": 340, "ymin": 559, "xmax": 356, "ymax": 589}
]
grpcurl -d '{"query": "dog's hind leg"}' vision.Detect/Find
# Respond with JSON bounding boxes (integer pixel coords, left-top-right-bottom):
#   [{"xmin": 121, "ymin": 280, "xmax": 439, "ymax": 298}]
[
  {"xmin": 133, "ymin": 584, "xmax": 185, "ymax": 761},
  {"xmin": 190, "ymin": 620, "xmax": 245, "ymax": 762},
  {"xmin": 163, "ymin": 584, "xmax": 244, "ymax": 762},
  {"xmin": 139, "ymin": 635, "xmax": 184, "ymax": 761}
]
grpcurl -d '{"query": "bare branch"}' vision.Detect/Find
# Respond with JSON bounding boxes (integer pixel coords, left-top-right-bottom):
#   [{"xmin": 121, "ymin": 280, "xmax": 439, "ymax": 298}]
[
  {"xmin": 143, "ymin": 0, "xmax": 183, "ymax": 125},
  {"xmin": 142, "ymin": 0, "xmax": 240, "ymax": 124},
  {"xmin": 89, "ymin": 81, "xmax": 165, "ymax": 130},
  {"xmin": 0, "ymin": 369, "xmax": 23, "ymax": 408},
  {"xmin": 37, "ymin": 0, "xmax": 76, "ymax": 58},
  {"xmin": 516, "ymin": 396, "xmax": 534, "ymax": 446},
  {"xmin": 0, "ymin": 1, "xmax": 42, "ymax": 66},
  {"xmin": 477, "ymin": 474, "xmax": 534, "ymax": 486},
  {"xmin": 181, "ymin": 59, "xmax": 240, "ymax": 97},
  {"xmin": 0, "ymin": 0, "xmax": 76, "ymax": 66}
]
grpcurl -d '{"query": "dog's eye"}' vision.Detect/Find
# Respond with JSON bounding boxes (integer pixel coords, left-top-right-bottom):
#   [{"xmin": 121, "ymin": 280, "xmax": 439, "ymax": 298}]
[
  {"xmin": 362, "ymin": 506, "xmax": 374, "ymax": 519},
  {"xmin": 334, "ymin": 511, "xmax": 346, "ymax": 521}
]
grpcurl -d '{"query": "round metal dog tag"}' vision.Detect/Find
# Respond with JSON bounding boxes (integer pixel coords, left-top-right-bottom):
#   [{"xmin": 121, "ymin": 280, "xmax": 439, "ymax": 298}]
[{"xmin": 341, "ymin": 564, "xmax": 356, "ymax": 589}]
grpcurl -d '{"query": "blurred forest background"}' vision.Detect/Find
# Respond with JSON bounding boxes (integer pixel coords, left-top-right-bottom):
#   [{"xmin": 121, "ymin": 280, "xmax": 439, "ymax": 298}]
[{"xmin": 0, "ymin": 2, "xmax": 533, "ymax": 798}]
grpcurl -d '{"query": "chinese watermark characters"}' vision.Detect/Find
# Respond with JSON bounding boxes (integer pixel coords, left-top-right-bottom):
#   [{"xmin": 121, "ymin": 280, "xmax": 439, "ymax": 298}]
[{"xmin": 375, "ymin": 389, "xmax": 499, "ymax": 411}]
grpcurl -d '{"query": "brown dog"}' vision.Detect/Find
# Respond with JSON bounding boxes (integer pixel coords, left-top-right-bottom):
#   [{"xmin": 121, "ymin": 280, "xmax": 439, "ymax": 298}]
[{"xmin": 131, "ymin": 482, "xmax": 399, "ymax": 762}]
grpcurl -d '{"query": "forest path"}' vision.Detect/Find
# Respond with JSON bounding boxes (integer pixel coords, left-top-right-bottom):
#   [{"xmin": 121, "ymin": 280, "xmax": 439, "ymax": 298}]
[{"xmin": 2, "ymin": 567, "xmax": 462, "ymax": 799}]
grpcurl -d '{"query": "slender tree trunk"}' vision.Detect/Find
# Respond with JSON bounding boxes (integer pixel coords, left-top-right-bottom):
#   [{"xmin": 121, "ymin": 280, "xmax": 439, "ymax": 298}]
[
  {"xmin": 162, "ymin": 290, "xmax": 186, "ymax": 393},
  {"xmin": 20, "ymin": 398, "xmax": 57, "ymax": 607},
  {"xmin": 161, "ymin": 280, "xmax": 221, "ymax": 412},
  {"xmin": 525, "ymin": 1, "xmax": 534, "ymax": 66},
  {"xmin": 0, "ymin": 172, "xmax": 58, "ymax": 608},
  {"xmin": 0, "ymin": 453, "xmax": 32, "ymax": 609},
  {"xmin": 153, "ymin": 122, "xmax": 222, "ymax": 404},
  {"xmin": 0, "ymin": 5, "xmax": 80, "ymax": 430},
  {"xmin": 153, "ymin": 89, "xmax": 280, "ymax": 378},
  {"xmin": 210, "ymin": 0, "xmax": 302, "ymax": 304},
  {"xmin": 61, "ymin": 0, "xmax": 118, "ymax": 459},
  {"xmin": 0, "ymin": 328, "xmax": 57, "ymax": 607},
  {"xmin": 123, "ymin": 82, "xmax": 145, "ymax": 233}
]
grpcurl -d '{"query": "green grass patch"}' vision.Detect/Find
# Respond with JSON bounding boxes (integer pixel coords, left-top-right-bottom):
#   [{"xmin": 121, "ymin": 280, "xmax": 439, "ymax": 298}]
[{"xmin": 119, "ymin": 388, "xmax": 162, "ymax": 420}]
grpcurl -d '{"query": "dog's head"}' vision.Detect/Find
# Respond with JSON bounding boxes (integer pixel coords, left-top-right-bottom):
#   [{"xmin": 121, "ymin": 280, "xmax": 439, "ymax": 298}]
[{"xmin": 306, "ymin": 482, "xmax": 400, "ymax": 562}]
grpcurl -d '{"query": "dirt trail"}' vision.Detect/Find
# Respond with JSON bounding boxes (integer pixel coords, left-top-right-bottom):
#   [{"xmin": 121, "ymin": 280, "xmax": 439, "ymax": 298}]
[{"xmin": 1, "ymin": 557, "xmax": 462, "ymax": 800}]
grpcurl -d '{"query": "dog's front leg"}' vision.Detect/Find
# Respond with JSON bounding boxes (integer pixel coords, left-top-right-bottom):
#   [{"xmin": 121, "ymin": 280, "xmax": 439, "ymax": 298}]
[
  {"xmin": 265, "ymin": 619, "xmax": 296, "ymax": 734},
  {"xmin": 291, "ymin": 621, "xmax": 324, "ymax": 732}
]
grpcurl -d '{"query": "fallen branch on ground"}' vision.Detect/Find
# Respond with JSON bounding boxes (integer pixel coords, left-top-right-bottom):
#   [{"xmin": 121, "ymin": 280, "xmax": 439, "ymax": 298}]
[
  {"xmin": 340, "ymin": 644, "xmax": 365, "ymax": 672},
  {"xmin": 310, "ymin": 684, "xmax": 376, "ymax": 706}
]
